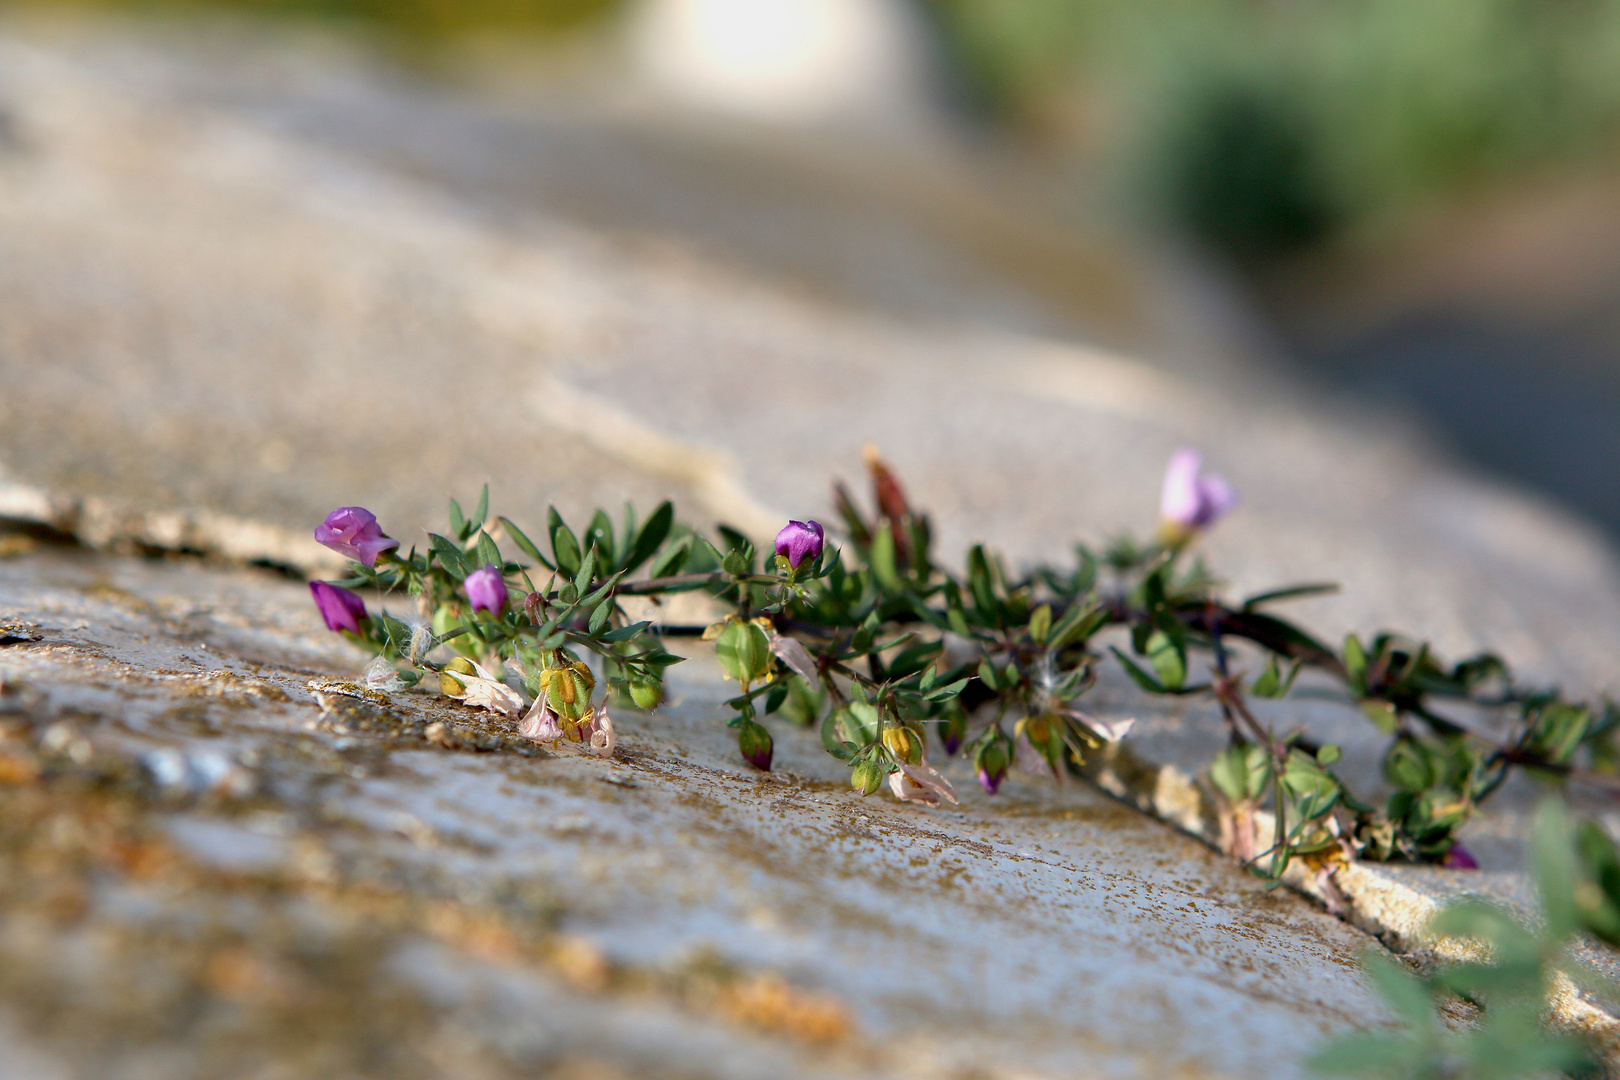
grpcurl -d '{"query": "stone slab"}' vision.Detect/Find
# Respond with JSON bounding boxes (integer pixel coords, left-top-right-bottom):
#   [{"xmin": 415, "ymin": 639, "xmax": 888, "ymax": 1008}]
[{"xmin": 0, "ymin": 540, "xmax": 1387, "ymax": 1079}]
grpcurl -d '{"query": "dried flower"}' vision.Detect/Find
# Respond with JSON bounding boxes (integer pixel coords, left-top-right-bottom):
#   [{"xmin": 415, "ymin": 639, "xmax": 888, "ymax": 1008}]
[
  {"xmin": 309, "ymin": 581, "xmax": 367, "ymax": 634},
  {"xmin": 438, "ymin": 657, "xmax": 523, "ymax": 718},
  {"xmin": 767, "ymin": 629, "xmax": 818, "ymax": 683},
  {"xmin": 314, "ymin": 507, "xmax": 399, "ymax": 568},
  {"xmin": 1159, "ymin": 448, "xmax": 1236, "ymax": 537},
  {"xmin": 774, "ymin": 519, "xmax": 824, "ymax": 570},
  {"xmin": 588, "ymin": 705, "xmax": 617, "ymax": 759},
  {"xmin": 518, "ymin": 695, "xmax": 562, "ymax": 742},
  {"xmin": 464, "ymin": 564, "xmax": 508, "ymax": 615},
  {"xmin": 887, "ymin": 760, "xmax": 958, "ymax": 806},
  {"xmin": 1065, "ymin": 710, "xmax": 1135, "ymax": 743}
]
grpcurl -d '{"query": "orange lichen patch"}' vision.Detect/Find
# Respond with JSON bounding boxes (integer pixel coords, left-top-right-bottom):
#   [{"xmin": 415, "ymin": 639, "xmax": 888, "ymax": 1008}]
[
  {"xmin": 424, "ymin": 901, "xmax": 526, "ymax": 962},
  {"xmin": 548, "ymin": 935, "xmax": 612, "ymax": 993},
  {"xmin": 0, "ymin": 752, "xmax": 40, "ymax": 785},
  {"xmin": 716, "ymin": 972, "xmax": 852, "ymax": 1045},
  {"xmin": 204, "ymin": 947, "xmax": 295, "ymax": 1004},
  {"xmin": 105, "ymin": 839, "xmax": 177, "ymax": 880}
]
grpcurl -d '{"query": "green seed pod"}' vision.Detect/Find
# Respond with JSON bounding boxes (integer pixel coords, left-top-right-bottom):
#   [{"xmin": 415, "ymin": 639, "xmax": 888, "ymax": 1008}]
[
  {"xmin": 851, "ymin": 758, "xmax": 885, "ymax": 796},
  {"xmin": 439, "ymin": 656, "xmax": 476, "ymax": 696},
  {"xmin": 541, "ymin": 660, "xmax": 596, "ymax": 723},
  {"xmin": 629, "ymin": 678, "xmax": 662, "ymax": 711}
]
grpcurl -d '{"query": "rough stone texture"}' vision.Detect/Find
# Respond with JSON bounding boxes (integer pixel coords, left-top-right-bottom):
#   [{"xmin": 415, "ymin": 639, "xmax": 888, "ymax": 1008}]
[
  {"xmin": 6, "ymin": 13, "xmax": 1620, "ymax": 1073},
  {"xmin": 0, "ymin": 540, "xmax": 1385, "ymax": 1079}
]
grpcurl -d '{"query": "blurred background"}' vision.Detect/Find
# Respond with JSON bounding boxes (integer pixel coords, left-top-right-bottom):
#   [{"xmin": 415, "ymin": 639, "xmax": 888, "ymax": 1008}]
[{"xmin": 7, "ymin": 0, "xmax": 1620, "ymax": 540}]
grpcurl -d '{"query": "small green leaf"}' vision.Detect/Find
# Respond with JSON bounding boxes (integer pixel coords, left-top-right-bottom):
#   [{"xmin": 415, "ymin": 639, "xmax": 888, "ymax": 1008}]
[
  {"xmin": 585, "ymin": 510, "xmax": 616, "ymax": 569},
  {"xmin": 499, "ymin": 517, "xmax": 554, "ymax": 571},
  {"xmin": 547, "ymin": 508, "xmax": 582, "ymax": 579},
  {"xmin": 588, "ymin": 600, "xmax": 612, "ymax": 635},
  {"xmin": 1241, "ymin": 582, "xmax": 1339, "ymax": 610},
  {"xmin": 1145, "ymin": 630, "xmax": 1186, "ymax": 691},
  {"xmin": 1343, "ymin": 633, "xmax": 1368, "ymax": 692},
  {"xmin": 429, "ymin": 534, "xmax": 471, "ymax": 580},
  {"xmin": 448, "ymin": 498, "xmax": 467, "ymax": 539},
  {"xmin": 474, "ymin": 531, "xmax": 502, "ymax": 572},
  {"xmin": 871, "ymin": 522, "xmax": 901, "ymax": 591},
  {"xmin": 600, "ymin": 621, "xmax": 651, "ymax": 643},
  {"xmin": 470, "ymin": 484, "xmax": 489, "ymax": 532},
  {"xmin": 623, "ymin": 501, "xmax": 674, "ymax": 573},
  {"xmin": 1028, "ymin": 604, "xmax": 1052, "ymax": 645},
  {"xmin": 1109, "ymin": 647, "xmax": 1166, "ymax": 694},
  {"xmin": 1361, "ymin": 699, "xmax": 1399, "ymax": 735},
  {"xmin": 977, "ymin": 658, "xmax": 1000, "ymax": 692},
  {"xmin": 648, "ymin": 534, "xmax": 692, "ymax": 579}
]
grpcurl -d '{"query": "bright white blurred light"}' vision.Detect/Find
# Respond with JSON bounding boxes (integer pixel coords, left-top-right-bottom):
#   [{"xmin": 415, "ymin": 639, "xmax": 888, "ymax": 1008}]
[{"xmin": 631, "ymin": 0, "xmax": 930, "ymax": 127}]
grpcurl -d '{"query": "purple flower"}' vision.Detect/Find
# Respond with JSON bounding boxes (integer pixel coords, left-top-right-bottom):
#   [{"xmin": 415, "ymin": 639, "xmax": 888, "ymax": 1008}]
[
  {"xmin": 774, "ymin": 519, "xmax": 824, "ymax": 570},
  {"xmin": 1443, "ymin": 844, "xmax": 1479, "ymax": 870},
  {"xmin": 314, "ymin": 507, "xmax": 399, "ymax": 568},
  {"xmin": 1159, "ymin": 449, "xmax": 1237, "ymax": 534},
  {"xmin": 464, "ymin": 564, "xmax": 507, "ymax": 614},
  {"xmin": 309, "ymin": 581, "xmax": 367, "ymax": 634}
]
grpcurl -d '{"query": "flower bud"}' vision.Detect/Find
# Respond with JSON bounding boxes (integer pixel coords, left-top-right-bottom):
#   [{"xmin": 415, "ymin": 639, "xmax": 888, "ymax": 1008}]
[
  {"xmin": 738, "ymin": 720, "xmax": 774, "ymax": 771},
  {"xmin": 309, "ymin": 581, "xmax": 367, "ymax": 635},
  {"xmin": 715, "ymin": 619, "xmax": 773, "ymax": 685},
  {"xmin": 774, "ymin": 519, "xmax": 824, "ymax": 571},
  {"xmin": 975, "ymin": 739, "xmax": 1009, "ymax": 795},
  {"xmin": 1159, "ymin": 448, "xmax": 1237, "ymax": 540},
  {"xmin": 881, "ymin": 725, "xmax": 922, "ymax": 765},
  {"xmin": 628, "ymin": 678, "xmax": 662, "ymax": 711},
  {"xmin": 851, "ymin": 758, "xmax": 885, "ymax": 796},
  {"xmin": 314, "ymin": 507, "xmax": 399, "ymax": 568},
  {"xmin": 938, "ymin": 706, "xmax": 967, "ymax": 757},
  {"xmin": 463, "ymin": 564, "xmax": 508, "ymax": 615}
]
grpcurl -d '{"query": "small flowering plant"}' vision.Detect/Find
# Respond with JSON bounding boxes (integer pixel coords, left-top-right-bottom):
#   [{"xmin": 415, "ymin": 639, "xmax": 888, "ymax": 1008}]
[{"xmin": 308, "ymin": 451, "xmax": 1618, "ymax": 877}]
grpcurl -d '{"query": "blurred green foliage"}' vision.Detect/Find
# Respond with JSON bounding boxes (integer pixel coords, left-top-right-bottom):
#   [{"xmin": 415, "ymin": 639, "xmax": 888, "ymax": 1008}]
[
  {"xmin": 928, "ymin": 0, "xmax": 1620, "ymax": 257},
  {"xmin": 7, "ymin": 0, "xmax": 625, "ymax": 40}
]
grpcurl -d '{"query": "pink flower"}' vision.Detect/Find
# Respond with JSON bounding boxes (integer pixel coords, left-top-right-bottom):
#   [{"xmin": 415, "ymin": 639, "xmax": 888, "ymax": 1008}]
[
  {"xmin": 774, "ymin": 520, "xmax": 824, "ymax": 569},
  {"xmin": 314, "ymin": 507, "xmax": 399, "ymax": 568},
  {"xmin": 463, "ymin": 564, "xmax": 507, "ymax": 615},
  {"xmin": 1159, "ymin": 449, "xmax": 1237, "ymax": 534},
  {"xmin": 309, "ymin": 582, "xmax": 366, "ymax": 634}
]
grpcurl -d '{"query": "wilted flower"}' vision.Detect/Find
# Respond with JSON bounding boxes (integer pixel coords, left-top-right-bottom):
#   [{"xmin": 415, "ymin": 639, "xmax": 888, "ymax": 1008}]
[
  {"xmin": 518, "ymin": 695, "xmax": 562, "ymax": 742},
  {"xmin": 314, "ymin": 507, "xmax": 399, "ymax": 567},
  {"xmin": 774, "ymin": 519, "xmax": 824, "ymax": 570},
  {"xmin": 464, "ymin": 564, "xmax": 508, "ymax": 615},
  {"xmin": 586, "ymin": 709, "xmax": 615, "ymax": 761},
  {"xmin": 1064, "ymin": 710, "xmax": 1135, "ymax": 744},
  {"xmin": 767, "ymin": 629, "xmax": 818, "ymax": 683},
  {"xmin": 310, "ymin": 581, "xmax": 367, "ymax": 634},
  {"xmin": 887, "ymin": 759, "xmax": 958, "ymax": 806},
  {"xmin": 438, "ymin": 657, "xmax": 523, "ymax": 718},
  {"xmin": 1159, "ymin": 449, "xmax": 1236, "ymax": 538}
]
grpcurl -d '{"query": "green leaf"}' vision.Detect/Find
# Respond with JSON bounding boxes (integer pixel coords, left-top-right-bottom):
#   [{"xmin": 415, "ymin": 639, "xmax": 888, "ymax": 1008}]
[
  {"xmin": 1109, "ymin": 647, "xmax": 1166, "ymax": 694},
  {"xmin": 841, "ymin": 702, "xmax": 882, "ymax": 746},
  {"xmin": 977, "ymin": 658, "xmax": 1000, "ymax": 692},
  {"xmin": 1532, "ymin": 798, "xmax": 1582, "ymax": 942},
  {"xmin": 600, "ymin": 621, "xmax": 651, "ymax": 643},
  {"xmin": 470, "ymin": 484, "xmax": 489, "ymax": 532},
  {"xmin": 1361, "ymin": 699, "xmax": 1400, "ymax": 735},
  {"xmin": 1343, "ymin": 633, "xmax": 1368, "ymax": 692},
  {"xmin": 1047, "ymin": 599, "xmax": 1106, "ymax": 651},
  {"xmin": 429, "ymin": 534, "xmax": 471, "ymax": 580},
  {"xmin": 623, "ymin": 501, "xmax": 674, "ymax": 573},
  {"xmin": 1383, "ymin": 738, "xmax": 1436, "ymax": 792},
  {"xmin": 574, "ymin": 546, "xmax": 598, "ymax": 596},
  {"xmin": 588, "ymin": 599, "xmax": 612, "ymax": 635},
  {"xmin": 870, "ymin": 522, "xmax": 901, "ymax": 591},
  {"xmin": 547, "ymin": 508, "xmax": 582, "ymax": 579},
  {"xmin": 585, "ymin": 510, "xmax": 616, "ymax": 569},
  {"xmin": 499, "ymin": 517, "xmax": 554, "ymax": 571},
  {"xmin": 474, "ymin": 531, "xmax": 502, "ymax": 572},
  {"xmin": 1210, "ymin": 743, "xmax": 1270, "ymax": 804},
  {"xmin": 1359, "ymin": 950, "xmax": 1436, "ymax": 1028},
  {"xmin": 1028, "ymin": 604, "xmax": 1052, "ymax": 645},
  {"xmin": 923, "ymin": 678, "xmax": 972, "ymax": 703},
  {"xmin": 1241, "ymin": 582, "xmax": 1339, "ymax": 610},
  {"xmin": 1145, "ymin": 630, "xmax": 1186, "ymax": 691},
  {"xmin": 648, "ymin": 534, "xmax": 693, "ymax": 579},
  {"xmin": 448, "ymin": 498, "xmax": 467, "ymax": 539}
]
